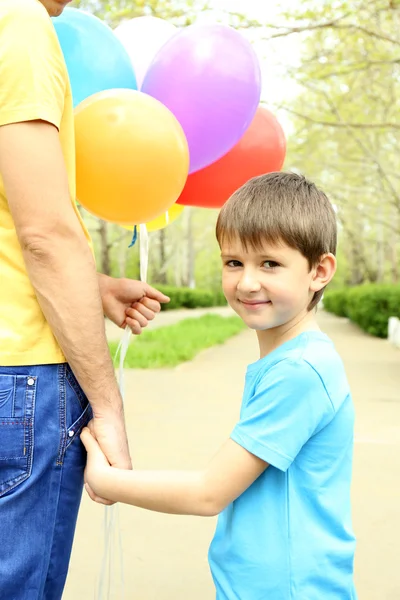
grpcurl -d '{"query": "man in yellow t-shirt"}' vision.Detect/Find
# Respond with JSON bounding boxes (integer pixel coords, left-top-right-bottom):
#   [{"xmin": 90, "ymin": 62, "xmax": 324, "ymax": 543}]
[{"xmin": 0, "ymin": 1, "xmax": 169, "ymax": 597}]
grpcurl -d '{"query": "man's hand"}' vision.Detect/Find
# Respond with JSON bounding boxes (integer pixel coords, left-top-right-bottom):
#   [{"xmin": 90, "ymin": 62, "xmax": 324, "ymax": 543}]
[
  {"xmin": 88, "ymin": 410, "xmax": 132, "ymax": 471},
  {"xmin": 98, "ymin": 274, "xmax": 170, "ymax": 335}
]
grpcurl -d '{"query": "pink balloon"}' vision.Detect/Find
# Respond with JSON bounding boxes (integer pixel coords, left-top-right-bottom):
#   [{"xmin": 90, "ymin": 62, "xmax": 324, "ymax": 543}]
[{"xmin": 142, "ymin": 24, "xmax": 261, "ymax": 174}]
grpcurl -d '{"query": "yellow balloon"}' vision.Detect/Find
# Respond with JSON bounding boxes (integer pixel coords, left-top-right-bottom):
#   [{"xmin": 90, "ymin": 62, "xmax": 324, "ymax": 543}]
[
  {"xmin": 122, "ymin": 203, "xmax": 184, "ymax": 232},
  {"xmin": 74, "ymin": 89, "xmax": 189, "ymax": 224}
]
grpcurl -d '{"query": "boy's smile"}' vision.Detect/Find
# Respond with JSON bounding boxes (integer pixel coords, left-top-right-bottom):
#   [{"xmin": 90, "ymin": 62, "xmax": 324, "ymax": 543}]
[{"xmin": 240, "ymin": 299, "xmax": 272, "ymax": 310}]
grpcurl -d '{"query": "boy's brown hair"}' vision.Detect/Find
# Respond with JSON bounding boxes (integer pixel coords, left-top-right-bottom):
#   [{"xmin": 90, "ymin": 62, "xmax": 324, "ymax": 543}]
[{"xmin": 216, "ymin": 172, "xmax": 337, "ymax": 310}]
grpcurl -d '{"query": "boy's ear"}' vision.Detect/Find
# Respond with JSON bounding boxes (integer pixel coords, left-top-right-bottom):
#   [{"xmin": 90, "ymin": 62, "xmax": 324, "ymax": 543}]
[{"xmin": 309, "ymin": 253, "xmax": 336, "ymax": 292}]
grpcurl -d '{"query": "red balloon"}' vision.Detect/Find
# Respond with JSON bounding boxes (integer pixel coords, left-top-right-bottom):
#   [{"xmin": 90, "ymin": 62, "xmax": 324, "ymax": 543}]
[{"xmin": 177, "ymin": 106, "xmax": 286, "ymax": 209}]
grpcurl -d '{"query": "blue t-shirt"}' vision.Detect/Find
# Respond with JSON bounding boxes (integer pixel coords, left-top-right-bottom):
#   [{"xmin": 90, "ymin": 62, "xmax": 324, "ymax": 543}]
[{"xmin": 208, "ymin": 331, "xmax": 357, "ymax": 600}]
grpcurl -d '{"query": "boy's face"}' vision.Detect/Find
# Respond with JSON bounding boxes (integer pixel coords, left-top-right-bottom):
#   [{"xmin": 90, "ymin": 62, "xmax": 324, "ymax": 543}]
[
  {"xmin": 221, "ymin": 238, "xmax": 325, "ymax": 333},
  {"xmin": 40, "ymin": 0, "xmax": 72, "ymax": 17}
]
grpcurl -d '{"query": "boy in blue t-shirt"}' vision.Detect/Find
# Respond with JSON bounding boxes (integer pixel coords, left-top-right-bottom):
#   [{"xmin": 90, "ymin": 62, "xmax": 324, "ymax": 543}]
[{"xmin": 82, "ymin": 172, "xmax": 357, "ymax": 599}]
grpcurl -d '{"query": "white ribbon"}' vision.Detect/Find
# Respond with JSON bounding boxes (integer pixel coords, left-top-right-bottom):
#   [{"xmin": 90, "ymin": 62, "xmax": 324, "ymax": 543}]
[{"xmin": 97, "ymin": 223, "xmax": 149, "ymax": 599}]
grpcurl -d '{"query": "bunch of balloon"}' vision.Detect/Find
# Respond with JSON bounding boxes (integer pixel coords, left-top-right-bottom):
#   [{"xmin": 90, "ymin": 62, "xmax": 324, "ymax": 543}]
[
  {"xmin": 54, "ymin": 8, "xmax": 273, "ymax": 227},
  {"xmin": 177, "ymin": 106, "xmax": 287, "ymax": 209},
  {"xmin": 54, "ymin": 8, "xmax": 190, "ymax": 226}
]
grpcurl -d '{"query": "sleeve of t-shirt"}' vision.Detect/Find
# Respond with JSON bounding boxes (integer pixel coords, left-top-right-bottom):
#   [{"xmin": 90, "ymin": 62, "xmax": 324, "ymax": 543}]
[
  {"xmin": 230, "ymin": 358, "xmax": 335, "ymax": 472},
  {"xmin": 0, "ymin": 1, "xmax": 66, "ymax": 129}
]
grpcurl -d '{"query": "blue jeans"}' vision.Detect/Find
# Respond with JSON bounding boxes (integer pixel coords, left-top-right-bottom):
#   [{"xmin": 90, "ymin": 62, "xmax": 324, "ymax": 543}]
[{"xmin": 0, "ymin": 363, "xmax": 92, "ymax": 599}]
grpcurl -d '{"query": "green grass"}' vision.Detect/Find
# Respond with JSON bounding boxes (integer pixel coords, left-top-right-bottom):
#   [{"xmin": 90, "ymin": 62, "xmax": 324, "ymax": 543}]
[{"xmin": 108, "ymin": 314, "xmax": 246, "ymax": 368}]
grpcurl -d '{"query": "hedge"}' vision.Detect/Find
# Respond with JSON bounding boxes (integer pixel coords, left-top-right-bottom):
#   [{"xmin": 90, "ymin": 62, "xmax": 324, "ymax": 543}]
[
  {"xmin": 323, "ymin": 284, "xmax": 400, "ymax": 338},
  {"xmin": 322, "ymin": 288, "xmax": 349, "ymax": 318},
  {"xmin": 155, "ymin": 285, "xmax": 227, "ymax": 311}
]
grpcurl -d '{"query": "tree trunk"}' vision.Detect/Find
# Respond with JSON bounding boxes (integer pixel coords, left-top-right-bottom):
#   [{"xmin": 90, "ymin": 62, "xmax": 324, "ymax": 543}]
[
  {"xmin": 118, "ymin": 232, "xmax": 131, "ymax": 277},
  {"xmin": 186, "ymin": 207, "xmax": 196, "ymax": 289},
  {"xmin": 158, "ymin": 229, "xmax": 167, "ymax": 284},
  {"xmin": 99, "ymin": 220, "xmax": 111, "ymax": 276}
]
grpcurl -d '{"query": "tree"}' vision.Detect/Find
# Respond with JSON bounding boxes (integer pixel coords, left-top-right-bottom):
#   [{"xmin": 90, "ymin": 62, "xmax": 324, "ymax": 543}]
[
  {"xmin": 71, "ymin": 0, "xmax": 208, "ymax": 26},
  {"xmin": 274, "ymin": 0, "xmax": 400, "ymax": 285}
]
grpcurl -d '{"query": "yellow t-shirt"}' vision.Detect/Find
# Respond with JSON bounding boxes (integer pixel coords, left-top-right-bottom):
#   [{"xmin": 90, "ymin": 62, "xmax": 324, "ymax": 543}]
[{"xmin": 0, "ymin": 0, "xmax": 92, "ymax": 366}]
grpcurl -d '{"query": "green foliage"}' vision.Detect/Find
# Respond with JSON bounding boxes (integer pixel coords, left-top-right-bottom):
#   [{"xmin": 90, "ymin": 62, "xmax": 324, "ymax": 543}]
[
  {"xmin": 70, "ymin": 0, "xmax": 257, "ymax": 28},
  {"xmin": 108, "ymin": 314, "xmax": 245, "ymax": 368},
  {"xmin": 283, "ymin": 0, "xmax": 400, "ymax": 287},
  {"xmin": 70, "ymin": 0, "xmax": 206, "ymax": 26},
  {"xmin": 324, "ymin": 284, "xmax": 400, "ymax": 337},
  {"xmin": 323, "ymin": 288, "xmax": 349, "ymax": 317},
  {"xmin": 155, "ymin": 285, "xmax": 227, "ymax": 310}
]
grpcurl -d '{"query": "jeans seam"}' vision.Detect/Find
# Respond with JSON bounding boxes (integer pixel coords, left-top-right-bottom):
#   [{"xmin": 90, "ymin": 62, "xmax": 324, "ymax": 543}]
[
  {"xmin": 56, "ymin": 365, "xmax": 67, "ymax": 467},
  {"xmin": 25, "ymin": 375, "xmax": 36, "ymax": 486}
]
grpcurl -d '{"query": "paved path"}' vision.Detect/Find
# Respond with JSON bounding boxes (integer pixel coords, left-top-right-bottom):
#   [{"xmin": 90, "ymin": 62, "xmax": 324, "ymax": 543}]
[{"xmin": 64, "ymin": 310, "xmax": 400, "ymax": 600}]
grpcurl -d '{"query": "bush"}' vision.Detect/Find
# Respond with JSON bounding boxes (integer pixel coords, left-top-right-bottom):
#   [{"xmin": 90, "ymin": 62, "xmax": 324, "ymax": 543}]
[
  {"xmin": 323, "ymin": 288, "xmax": 349, "ymax": 317},
  {"xmin": 155, "ymin": 285, "xmax": 227, "ymax": 311},
  {"xmin": 324, "ymin": 284, "xmax": 400, "ymax": 338}
]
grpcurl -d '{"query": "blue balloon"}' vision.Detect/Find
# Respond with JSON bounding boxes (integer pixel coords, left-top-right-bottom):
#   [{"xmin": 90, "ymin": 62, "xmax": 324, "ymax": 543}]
[{"xmin": 53, "ymin": 8, "xmax": 137, "ymax": 107}]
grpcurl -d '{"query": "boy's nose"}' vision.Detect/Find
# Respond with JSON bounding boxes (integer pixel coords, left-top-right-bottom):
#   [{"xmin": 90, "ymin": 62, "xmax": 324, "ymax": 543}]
[{"xmin": 237, "ymin": 270, "xmax": 262, "ymax": 294}]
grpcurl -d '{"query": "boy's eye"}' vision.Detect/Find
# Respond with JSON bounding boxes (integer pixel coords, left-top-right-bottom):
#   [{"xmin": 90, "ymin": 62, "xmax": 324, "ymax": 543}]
[
  {"xmin": 263, "ymin": 260, "xmax": 279, "ymax": 269},
  {"xmin": 226, "ymin": 260, "xmax": 242, "ymax": 267}
]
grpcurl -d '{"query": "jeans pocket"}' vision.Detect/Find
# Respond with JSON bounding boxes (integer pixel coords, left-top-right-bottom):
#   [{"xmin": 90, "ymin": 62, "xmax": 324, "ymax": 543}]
[
  {"xmin": 65, "ymin": 365, "xmax": 92, "ymax": 450},
  {"xmin": 0, "ymin": 374, "xmax": 36, "ymax": 497}
]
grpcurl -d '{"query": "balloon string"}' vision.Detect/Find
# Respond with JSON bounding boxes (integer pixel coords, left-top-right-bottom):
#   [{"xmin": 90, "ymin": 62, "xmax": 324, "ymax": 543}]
[
  {"xmin": 97, "ymin": 222, "xmax": 149, "ymax": 600},
  {"xmin": 128, "ymin": 225, "xmax": 138, "ymax": 248}
]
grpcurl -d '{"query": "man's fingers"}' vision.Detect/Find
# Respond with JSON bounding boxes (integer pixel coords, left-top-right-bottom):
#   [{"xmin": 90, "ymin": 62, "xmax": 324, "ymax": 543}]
[
  {"xmin": 124, "ymin": 318, "xmax": 142, "ymax": 335},
  {"xmin": 129, "ymin": 302, "xmax": 157, "ymax": 321},
  {"xmin": 143, "ymin": 284, "xmax": 170, "ymax": 304},
  {"xmin": 125, "ymin": 307, "xmax": 148, "ymax": 327},
  {"xmin": 137, "ymin": 297, "xmax": 161, "ymax": 314}
]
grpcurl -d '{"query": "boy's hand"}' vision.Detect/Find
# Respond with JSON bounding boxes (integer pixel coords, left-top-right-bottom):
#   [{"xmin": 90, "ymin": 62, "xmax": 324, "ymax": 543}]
[{"xmin": 81, "ymin": 426, "xmax": 114, "ymax": 505}]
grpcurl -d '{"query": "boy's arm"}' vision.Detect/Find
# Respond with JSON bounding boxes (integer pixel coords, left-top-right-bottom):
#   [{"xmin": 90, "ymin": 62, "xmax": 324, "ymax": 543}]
[{"xmin": 81, "ymin": 429, "xmax": 268, "ymax": 516}]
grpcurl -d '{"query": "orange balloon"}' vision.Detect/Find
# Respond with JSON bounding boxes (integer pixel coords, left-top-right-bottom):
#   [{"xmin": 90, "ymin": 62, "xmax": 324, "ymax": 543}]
[
  {"xmin": 75, "ymin": 89, "xmax": 189, "ymax": 224},
  {"xmin": 177, "ymin": 106, "xmax": 286, "ymax": 209}
]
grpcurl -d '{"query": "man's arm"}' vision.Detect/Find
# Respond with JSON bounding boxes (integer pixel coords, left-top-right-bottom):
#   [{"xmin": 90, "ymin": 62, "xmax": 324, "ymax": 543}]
[
  {"xmin": 81, "ymin": 431, "xmax": 269, "ymax": 516},
  {"xmin": 0, "ymin": 120, "xmax": 129, "ymax": 467}
]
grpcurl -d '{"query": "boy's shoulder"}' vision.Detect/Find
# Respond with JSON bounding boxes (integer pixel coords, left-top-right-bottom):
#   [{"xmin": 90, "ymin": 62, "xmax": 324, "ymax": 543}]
[{"xmin": 254, "ymin": 332, "xmax": 351, "ymax": 413}]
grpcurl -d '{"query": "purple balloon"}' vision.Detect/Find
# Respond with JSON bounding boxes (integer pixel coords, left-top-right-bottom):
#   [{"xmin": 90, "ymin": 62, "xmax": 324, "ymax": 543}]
[{"xmin": 142, "ymin": 24, "xmax": 261, "ymax": 174}]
